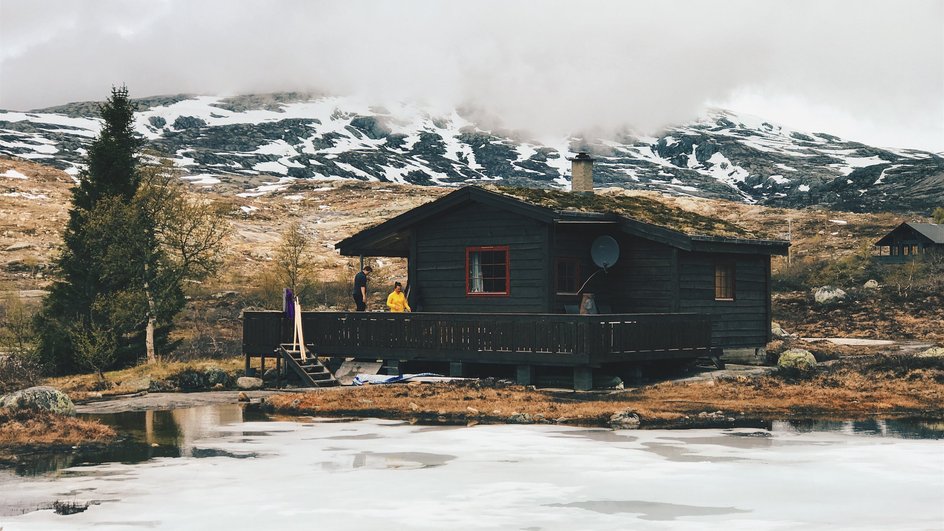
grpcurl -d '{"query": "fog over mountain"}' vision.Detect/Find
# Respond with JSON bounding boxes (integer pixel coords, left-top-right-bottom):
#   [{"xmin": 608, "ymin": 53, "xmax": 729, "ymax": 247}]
[{"xmin": 1, "ymin": 0, "xmax": 942, "ymax": 151}]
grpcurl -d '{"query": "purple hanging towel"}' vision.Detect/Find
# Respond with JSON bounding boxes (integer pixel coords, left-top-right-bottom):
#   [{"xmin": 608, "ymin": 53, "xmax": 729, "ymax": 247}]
[{"xmin": 284, "ymin": 288, "xmax": 295, "ymax": 320}]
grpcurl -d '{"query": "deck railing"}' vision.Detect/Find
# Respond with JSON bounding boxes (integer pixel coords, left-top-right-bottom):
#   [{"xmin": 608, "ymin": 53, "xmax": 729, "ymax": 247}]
[{"xmin": 243, "ymin": 311, "xmax": 712, "ymax": 366}]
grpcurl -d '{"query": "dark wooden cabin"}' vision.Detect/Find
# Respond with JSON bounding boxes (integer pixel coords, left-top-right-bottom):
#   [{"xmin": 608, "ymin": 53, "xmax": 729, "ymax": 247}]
[
  {"xmin": 242, "ymin": 158, "xmax": 789, "ymax": 389},
  {"xmin": 336, "ymin": 186, "xmax": 788, "ymax": 349},
  {"xmin": 874, "ymin": 222, "xmax": 944, "ymax": 263}
]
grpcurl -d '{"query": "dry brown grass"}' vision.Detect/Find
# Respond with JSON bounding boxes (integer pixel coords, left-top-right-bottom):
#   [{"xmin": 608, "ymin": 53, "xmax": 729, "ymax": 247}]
[
  {"xmin": 0, "ymin": 412, "xmax": 116, "ymax": 446},
  {"xmin": 267, "ymin": 359, "xmax": 944, "ymax": 426},
  {"xmin": 44, "ymin": 357, "xmax": 245, "ymax": 401}
]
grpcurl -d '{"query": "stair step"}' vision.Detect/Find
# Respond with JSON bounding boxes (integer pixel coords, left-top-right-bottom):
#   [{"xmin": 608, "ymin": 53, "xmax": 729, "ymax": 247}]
[{"xmin": 306, "ymin": 372, "xmax": 332, "ymax": 381}]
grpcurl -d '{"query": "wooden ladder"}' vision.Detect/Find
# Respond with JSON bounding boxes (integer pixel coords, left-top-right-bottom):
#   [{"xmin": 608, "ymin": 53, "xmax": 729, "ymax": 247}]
[{"xmin": 278, "ymin": 344, "xmax": 339, "ymax": 388}]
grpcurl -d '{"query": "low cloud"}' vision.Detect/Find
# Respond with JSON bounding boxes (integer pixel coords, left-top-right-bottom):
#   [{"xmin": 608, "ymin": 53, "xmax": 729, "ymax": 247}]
[{"xmin": 1, "ymin": 0, "xmax": 941, "ymax": 149}]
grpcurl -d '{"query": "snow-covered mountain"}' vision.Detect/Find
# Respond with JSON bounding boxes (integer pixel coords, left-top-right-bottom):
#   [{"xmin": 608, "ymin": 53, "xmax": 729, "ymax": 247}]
[{"xmin": 1, "ymin": 92, "xmax": 941, "ymax": 212}]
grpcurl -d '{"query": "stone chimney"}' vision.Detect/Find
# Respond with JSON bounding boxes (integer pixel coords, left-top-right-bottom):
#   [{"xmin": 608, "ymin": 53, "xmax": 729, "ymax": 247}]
[{"xmin": 571, "ymin": 151, "xmax": 594, "ymax": 193}]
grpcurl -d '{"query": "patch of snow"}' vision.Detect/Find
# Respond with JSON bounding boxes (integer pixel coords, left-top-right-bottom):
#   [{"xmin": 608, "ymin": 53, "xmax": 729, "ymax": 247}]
[
  {"xmin": 798, "ymin": 184, "xmax": 811, "ymax": 192},
  {"xmin": 775, "ymin": 163, "xmax": 797, "ymax": 172},
  {"xmin": 828, "ymin": 219, "xmax": 848, "ymax": 225},
  {"xmin": 0, "ymin": 169, "xmax": 28, "ymax": 179},
  {"xmin": 253, "ymin": 161, "xmax": 289, "ymax": 175},
  {"xmin": 240, "ymin": 205, "xmax": 258, "ymax": 214},
  {"xmin": 767, "ymin": 175, "xmax": 790, "ymax": 185},
  {"xmin": 2, "ymin": 191, "xmax": 48, "ymax": 200},
  {"xmin": 181, "ymin": 174, "xmax": 222, "ymax": 185}
]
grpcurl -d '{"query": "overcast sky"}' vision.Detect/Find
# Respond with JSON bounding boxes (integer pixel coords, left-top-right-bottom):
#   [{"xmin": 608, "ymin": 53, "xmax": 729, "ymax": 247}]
[{"xmin": 1, "ymin": 0, "xmax": 942, "ymax": 150}]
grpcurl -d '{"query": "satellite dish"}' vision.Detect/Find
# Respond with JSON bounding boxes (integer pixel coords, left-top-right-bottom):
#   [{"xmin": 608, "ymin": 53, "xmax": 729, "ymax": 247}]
[{"xmin": 591, "ymin": 235, "xmax": 620, "ymax": 269}]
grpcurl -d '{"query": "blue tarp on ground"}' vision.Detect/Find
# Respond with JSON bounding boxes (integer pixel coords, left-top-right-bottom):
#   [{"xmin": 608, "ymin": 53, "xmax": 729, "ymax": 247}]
[{"xmin": 352, "ymin": 373, "xmax": 444, "ymax": 386}]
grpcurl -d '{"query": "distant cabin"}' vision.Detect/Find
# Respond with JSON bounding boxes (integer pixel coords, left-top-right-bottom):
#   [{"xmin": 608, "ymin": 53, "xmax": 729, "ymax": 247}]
[
  {"xmin": 874, "ymin": 222, "xmax": 944, "ymax": 263},
  {"xmin": 337, "ymin": 185, "xmax": 788, "ymax": 351}
]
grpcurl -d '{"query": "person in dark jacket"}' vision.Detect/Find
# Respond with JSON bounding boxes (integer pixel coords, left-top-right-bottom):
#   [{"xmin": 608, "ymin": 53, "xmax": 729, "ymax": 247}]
[{"xmin": 352, "ymin": 265, "xmax": 372, "ymax": 311}]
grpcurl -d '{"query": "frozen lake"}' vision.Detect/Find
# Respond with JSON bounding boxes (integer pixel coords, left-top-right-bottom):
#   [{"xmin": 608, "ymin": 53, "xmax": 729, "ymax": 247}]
[{"xmin": 1, "ymin": 405, "xmax": 942, "ymax": 530}]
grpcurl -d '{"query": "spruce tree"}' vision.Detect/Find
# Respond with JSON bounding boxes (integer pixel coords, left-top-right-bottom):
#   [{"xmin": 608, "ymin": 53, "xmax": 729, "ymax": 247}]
[{"xmin": 36, "ymin": 86, "xmax": 145, "ymax": 374}]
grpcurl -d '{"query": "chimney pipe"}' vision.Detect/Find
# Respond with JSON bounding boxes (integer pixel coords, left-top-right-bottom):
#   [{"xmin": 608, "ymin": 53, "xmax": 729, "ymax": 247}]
[{"xmin": 571, "ymin": 152, "xmax": 594, "ymax": 193}]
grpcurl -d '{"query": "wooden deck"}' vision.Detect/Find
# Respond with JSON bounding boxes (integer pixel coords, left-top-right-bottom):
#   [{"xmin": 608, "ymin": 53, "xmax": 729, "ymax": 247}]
[{"xmin": 242, "ymin": 310, "xmax": 713, "ymax": 388}]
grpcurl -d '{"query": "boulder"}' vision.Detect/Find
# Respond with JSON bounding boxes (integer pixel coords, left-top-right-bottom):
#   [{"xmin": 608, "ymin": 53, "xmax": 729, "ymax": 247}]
[
  {"xmin": 813, "ymin": 286, "xmax": 847, "ymax": 304},
  {"xmin": 777, "ymin": 349, "xmax": 817, "ymax": 373},
  {"xmin": 917, "ymin": 346, "xmax": 944, "ymax": 358},
  {"xmin": 236, "ymin": 376, "xmax": 264, "ymax": 390},
  {"xmin": 609, "ymin": 410, "xmax": 640, "ymax": 429},
  {"xmin": 863, "ymin": 279, "xmax": 880, "ymax": 290},
  {"xmin": 237, "ymin": 391, "xmax": 250, "ymax": 402},
  {"xmin": 0, "ymin": 386, "xmax": 76, "ymax": 415}
]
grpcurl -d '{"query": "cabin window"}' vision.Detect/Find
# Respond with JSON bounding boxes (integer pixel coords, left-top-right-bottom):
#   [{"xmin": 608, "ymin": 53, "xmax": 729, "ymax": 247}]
[
  {"xmin": 466, "ymin": 246, "xmax": 510, "ymax": 296},
  {"xmin": 555, "ymin": 257, "xmax": 581, "ymax": 294},
  {"xmin": 903, "ymin": 245, "xmax": 910, "ymax": 256},
  {"xmin": 891, "ymin": 246, "xmax": 898, "ymax": 256},
  {"xmin": 913, "ymin": 245, "xmax": 920, "ymax": 254},
  {"xmin": 714, "ymin": 263, "xmax": 735, "ymax": 301}
]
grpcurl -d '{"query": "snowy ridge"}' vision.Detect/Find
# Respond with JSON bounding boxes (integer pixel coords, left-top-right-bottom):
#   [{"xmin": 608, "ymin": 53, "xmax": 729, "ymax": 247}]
[{"xmin": 1, "ymin": 95, "xmax": 942, "ymax": 212}]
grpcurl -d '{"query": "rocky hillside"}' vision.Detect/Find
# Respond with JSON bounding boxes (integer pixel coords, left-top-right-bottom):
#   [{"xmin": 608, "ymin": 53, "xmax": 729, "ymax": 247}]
[{"xmin": 1, "ymin": 92, "xmax": 941, "ymax": 213}]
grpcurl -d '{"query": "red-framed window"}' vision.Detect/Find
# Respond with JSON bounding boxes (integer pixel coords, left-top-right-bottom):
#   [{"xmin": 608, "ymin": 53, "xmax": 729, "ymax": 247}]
[
  {"xmin": 714, "ymin": 263, "xmax": 735, "ymax": 301},
  {"xmin": 466, "ymin": 246, "xmax": 510, "ymax": 296},
  {"xmin": 555, "ymin": 257, "xmax": 580, "ymax": 295}
]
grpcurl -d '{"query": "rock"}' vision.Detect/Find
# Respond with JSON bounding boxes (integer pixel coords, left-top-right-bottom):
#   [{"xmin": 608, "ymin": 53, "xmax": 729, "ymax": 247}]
[
  {"xmin": 917, "ymin": 346, "xmax": 944, "ymax": 358},
  {"xmin": 409, "ymin": 402, "xmax": 420, "ymax": 411},
  {"xmin": 262, "ymin": 368, "xmax": 281, "ymax": 381},
  {"xmin": 212, "ymin": 383, "xmax": 224, "ymax": 390},
  {"xmin": 236, "ymin": 376, "xmax": 264, "ymax": 390},
  {"xmin": 813, "ymin": 286, "xmax": 847, "ymax": 304},
  {"xmin": 149, "ymin": 379, "xmax": 174, "ymax": 392},
  {"xmin": 212, "ymin": 291, "xmax": 237, "ymax": 299},
  {"xmin": 863, "ymin": 279, "xmax": 880, "ymax": 289},
  {"xmin": 172, "ymin": 115, "xmax": 207, "ymax": 129},
  {"xmin": 205, "ymin": 368, "xmax": 232, "ymax": 387},
  {"xmin": 148, "ymin": 116, "xmax": 167, "ymax": 128},
  {"xmin": 778, "ymin": 349, "xmax": 817, "ymax": 373},
  {"xmin": 0, "ymin": 386, "xmax": 76, "ymax": 415},
  {"xmin": 594, "ymin": 375, "xmax": 624, "ymax": 390},
  {"xmin": 771, "ymin": 321, "xmax": 792, "ymax": 338},
  {"xmin": 466, "ymin": 406, "xmax": 479, "ymax": 415},
  {"xmin": 176, "ymin": 370, "xmax": 206, "ymax": 391},
  {"xmin": 237, "ymin": 391, "xmax": 250, "ymax": 402},
  {"xmin": 122, "ymin": 377, "xmax": 151, "ymax": 393},
  {"xmin": 507, "ymin": 412, "xmax": 533, "ymax": 424},
  {"xmin": 608, "ymin": 410, "xmax": 640, "ymax": 429}
]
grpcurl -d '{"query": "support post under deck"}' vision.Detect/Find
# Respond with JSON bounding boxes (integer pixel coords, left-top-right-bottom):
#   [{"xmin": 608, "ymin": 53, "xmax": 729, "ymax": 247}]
[
  {"xmin": 573, "ymin": 366, "xmax": 593, "ymax": 391},
  {"xmin": 516, "ymin": 365, "xmax": 534, "ymax": 386}
]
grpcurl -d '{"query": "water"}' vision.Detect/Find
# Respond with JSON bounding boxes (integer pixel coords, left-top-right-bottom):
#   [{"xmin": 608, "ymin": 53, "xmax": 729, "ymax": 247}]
[{"xmin": 1, "ymin": 405, "xmax": 942, "ymax": 530}]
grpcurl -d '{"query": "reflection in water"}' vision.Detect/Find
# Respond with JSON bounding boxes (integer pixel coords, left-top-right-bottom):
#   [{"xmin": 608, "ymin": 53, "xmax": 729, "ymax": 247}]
[
  {"xmin": 776, "ymin": 419, "xmax": 944, "ymax": 439},
  {"xmin": 10, "ymin": 404, "xmax": 256, "ymax": 477},
  {"xmin": 546, "ymin": 500, "xmax": 751, "ymax": 521}
]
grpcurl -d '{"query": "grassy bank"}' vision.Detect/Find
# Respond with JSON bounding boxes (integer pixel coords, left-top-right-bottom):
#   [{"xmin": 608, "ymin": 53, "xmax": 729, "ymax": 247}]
[
  {"xmin": 266, "ymin": 355, "xmax": 944, "ymax": 427},
  {"xmin": 44, "ymin": 357, "xmax": 246, "ymax": 401},
  {"xmin": 0, "ymin": 411, "xmax": 116, "ymax": 462}
]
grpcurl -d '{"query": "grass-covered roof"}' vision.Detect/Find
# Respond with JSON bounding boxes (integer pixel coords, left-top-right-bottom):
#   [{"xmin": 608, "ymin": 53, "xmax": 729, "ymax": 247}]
[{"xmin": 488, "ymin": 186, "xmax": 755, "ymax": 239}]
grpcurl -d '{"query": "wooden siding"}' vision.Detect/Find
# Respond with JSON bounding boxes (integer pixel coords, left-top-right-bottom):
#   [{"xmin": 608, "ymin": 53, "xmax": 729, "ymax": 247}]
[
  {"xmin": 413, "ymin": 203, "xmax": 549, "ymax": 312},
  {"xmin": 552, "ymin": 227, "xmax": 675, "ymax": 314},
  {"xmin": 677, "ymin": 251, "xmax": 770, "ymax": 348}
]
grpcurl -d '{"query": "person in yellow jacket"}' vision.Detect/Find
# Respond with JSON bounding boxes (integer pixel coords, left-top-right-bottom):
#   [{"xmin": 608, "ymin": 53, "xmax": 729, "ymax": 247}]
[{"xmin": 386, "ymin": 281, "xmax": 411, "ymax": 312}]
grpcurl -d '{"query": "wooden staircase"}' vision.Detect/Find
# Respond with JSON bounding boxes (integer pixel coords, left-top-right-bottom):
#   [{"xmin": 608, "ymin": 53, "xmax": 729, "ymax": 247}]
[{"xmin": 278, "ymin": 344, "xmax": 339, "ymax": 388}]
